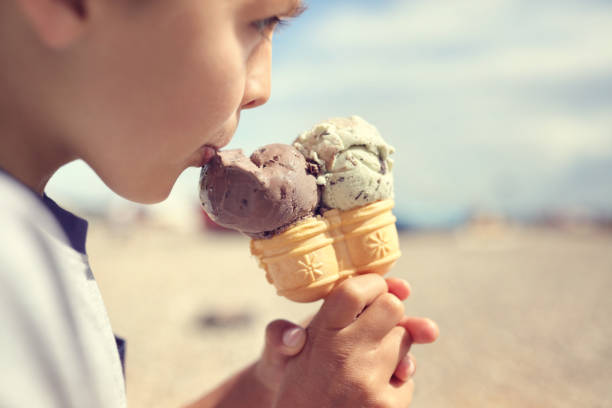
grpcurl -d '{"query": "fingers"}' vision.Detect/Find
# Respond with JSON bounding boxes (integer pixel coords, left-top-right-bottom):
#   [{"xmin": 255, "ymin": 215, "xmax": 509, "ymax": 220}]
[
  {"xmin": 389, "ymin": 378, "xmax": 415, "ymax": 406},
  {"xmin": 393, "ymin": 353, "xmax": 416, "ymax": 383},
  {"xmin": 255, "ymin": 320, "xmax": 307, "ymax": 392},
  {"xmin": 261, "ymin": 319, "xmax": 307, "ymax": 367},
  {"xmin": 397, "ymin": 317, "xmax": 439, "ymax": 344},
  {"xmin": 379, "ymin": 326, "xmax": 412, "ymax": 378},
  {"xmin": 385, "ymin": 277, "xmax": 411, "ymax": 300},
  {"xmin": 350, "ymin": 277, "xmax": 413, "ymax": 341},
  {"xmin": 316, "ymin": 274, "xmax": 388, "ymax": 329},
  {"xmin": 354, "ymin": 292, "xmax": 405, "ymax": 341}
]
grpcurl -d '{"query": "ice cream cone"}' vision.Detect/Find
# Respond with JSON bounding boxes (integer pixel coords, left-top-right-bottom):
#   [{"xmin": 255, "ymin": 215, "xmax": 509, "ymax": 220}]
[
  {"xmin": 250, "ymin": 217, "xmax": 341, "ymax": 302},
  {"xmin": 324, "ymin": 199, "xmax": 401, "ymax": 277},
  {"xmin": 250, "ymin": 199, "xmax": 401, "ymax": 302}
]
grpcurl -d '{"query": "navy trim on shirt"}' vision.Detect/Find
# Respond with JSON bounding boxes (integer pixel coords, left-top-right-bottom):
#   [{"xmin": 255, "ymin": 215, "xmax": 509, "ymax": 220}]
[
  {"xmin": 39, "ymin": 193, "xmax": 126, "ymax": 374},
  {"xmin": 41, "ymin": 195, "xmax": 127, "ymax": 376},
  {"xmin": 41, "ymin": 195, "xmax": 88, "ymax": 255},
  {"xmin": 0, "ymin": 168, "xmax": 87, "ymax": 254},
  {"xmin": 115, "ymin": 336, "xmax": 127, "ymax": 377}
]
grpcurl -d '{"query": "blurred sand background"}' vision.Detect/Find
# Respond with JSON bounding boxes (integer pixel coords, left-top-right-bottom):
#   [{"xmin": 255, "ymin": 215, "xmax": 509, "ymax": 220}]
[{"xmin": 88, "ymin": 219, "xmax": 612, "ymax": 408}]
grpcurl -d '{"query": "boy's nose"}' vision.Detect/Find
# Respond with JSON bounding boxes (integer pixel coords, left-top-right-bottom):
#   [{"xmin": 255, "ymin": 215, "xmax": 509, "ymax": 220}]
[{"xmin": 241, "ymin": 41, "xmax": 272, "ymax": 110}]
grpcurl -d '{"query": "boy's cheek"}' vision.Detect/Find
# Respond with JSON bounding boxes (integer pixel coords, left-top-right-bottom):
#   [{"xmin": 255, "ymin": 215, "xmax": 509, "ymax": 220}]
[
  {"xmin": 67, "ymin": 2, "xmax": 250, "ymax": 202},
  {"xmin": 82, "ymin": 18, "xmax": 244, "ymax": 142},
  {"xmin": 84, "ymin": 145, "xmax": 188, "ymax": 204}
]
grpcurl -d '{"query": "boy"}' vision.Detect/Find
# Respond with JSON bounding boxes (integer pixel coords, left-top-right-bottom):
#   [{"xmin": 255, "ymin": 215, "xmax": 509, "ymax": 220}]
[{"xmin": 0, "ymin": 0, "xmax": 439, "ymax": 406}]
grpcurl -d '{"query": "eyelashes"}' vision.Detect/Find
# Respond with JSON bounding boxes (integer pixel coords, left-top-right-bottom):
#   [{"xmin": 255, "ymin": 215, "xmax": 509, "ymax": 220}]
[
  {"xmin": 252, "ymin": 16, "xmax": 291, "ymax": 38},
  {"xmin": 251, "ymin": 2, "xmax": 307, "ymax": 39}
]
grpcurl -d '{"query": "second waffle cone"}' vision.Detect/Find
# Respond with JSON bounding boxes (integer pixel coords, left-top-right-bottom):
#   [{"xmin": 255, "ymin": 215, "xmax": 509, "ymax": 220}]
[{"xmin": 250, "ymin": 199, "xmax": 401, "ymax": 302}]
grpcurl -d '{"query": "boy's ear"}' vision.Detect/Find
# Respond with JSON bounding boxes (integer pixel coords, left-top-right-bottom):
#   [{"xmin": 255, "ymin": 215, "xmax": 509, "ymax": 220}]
[{"xmin": 16, "ymin": 0, "xmax": 87, "ymax": 49}]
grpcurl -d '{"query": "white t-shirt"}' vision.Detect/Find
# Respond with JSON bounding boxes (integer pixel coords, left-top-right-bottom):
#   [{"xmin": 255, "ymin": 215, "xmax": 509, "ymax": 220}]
[{"xmin": 0, "ymin": 172, "xmax": 127, "ymax": 408}]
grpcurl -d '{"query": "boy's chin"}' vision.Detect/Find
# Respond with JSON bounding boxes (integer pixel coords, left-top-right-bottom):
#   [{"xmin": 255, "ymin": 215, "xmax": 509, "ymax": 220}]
[
  {"xmin": 104, "ymin": 177, "xmax": 175, "ymax": 205},
  {"xmin": 128, "ymin": 190, "xmax": 172, "ymax": 205}
]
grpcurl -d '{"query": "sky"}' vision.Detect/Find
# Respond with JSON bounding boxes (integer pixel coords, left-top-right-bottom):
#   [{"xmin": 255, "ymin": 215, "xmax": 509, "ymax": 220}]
[{"xmin": 47, "ymin": 0, "xmax": 612, "ymax": 227}]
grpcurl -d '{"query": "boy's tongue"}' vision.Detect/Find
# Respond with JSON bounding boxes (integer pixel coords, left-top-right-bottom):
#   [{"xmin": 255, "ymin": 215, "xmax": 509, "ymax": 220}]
[{"xmin": 199, "ymin": 144, "xmax": 319, "ymax": 239}]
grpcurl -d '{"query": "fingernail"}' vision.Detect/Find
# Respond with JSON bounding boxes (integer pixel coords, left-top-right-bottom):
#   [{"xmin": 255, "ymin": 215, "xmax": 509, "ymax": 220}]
[
  {"xmin": 282, "ymin": 327, "xmax": 303, "ymax": 348},
  {"xmin": 407, "ymin": 358, "xmax": 416, "ymax": 377}
]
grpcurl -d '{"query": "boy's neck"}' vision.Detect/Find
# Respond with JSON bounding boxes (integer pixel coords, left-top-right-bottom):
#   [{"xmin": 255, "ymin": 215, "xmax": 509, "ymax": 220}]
[{"xmin": 0, "ymin": 129, "xmax": 75, "ymax": 195}]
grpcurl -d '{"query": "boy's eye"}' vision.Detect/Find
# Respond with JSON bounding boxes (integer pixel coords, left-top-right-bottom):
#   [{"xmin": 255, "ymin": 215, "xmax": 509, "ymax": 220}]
[{"xmin": 252, "ymin": 16, "xmax": 289, "ymax": 37}]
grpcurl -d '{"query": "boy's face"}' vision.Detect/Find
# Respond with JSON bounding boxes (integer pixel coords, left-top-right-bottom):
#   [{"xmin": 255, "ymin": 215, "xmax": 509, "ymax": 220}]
[{"xmin": 64, "ymin": 0, "xmax": 302, "ymax": 203}]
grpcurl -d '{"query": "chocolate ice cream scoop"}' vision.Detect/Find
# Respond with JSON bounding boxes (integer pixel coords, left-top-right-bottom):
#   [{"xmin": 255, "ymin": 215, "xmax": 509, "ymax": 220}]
[{"xmin": 199, "ymin": 144, "xmax": 319, "ymax": 238}]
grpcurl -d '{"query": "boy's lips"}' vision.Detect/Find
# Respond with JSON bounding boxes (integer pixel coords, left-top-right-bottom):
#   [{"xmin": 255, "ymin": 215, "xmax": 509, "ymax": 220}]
[
  {"xmin": 199, "ymin": 145, "xmax": 218, "ymax": 166},
  {"xmin": 193, "ymin": 118, "xmax": 238, "ymax": 167},
  {"xmin": 190, "ymin": 145, "xmax": 218, "ymax": 168}
]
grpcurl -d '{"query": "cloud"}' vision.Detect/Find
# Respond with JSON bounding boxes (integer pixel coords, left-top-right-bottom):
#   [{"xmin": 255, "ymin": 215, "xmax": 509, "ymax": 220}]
[
  {"xmin": 277, "ymin": 0, "xmax": 612, "ymax": 91},
  {"xmin": 48, "ymin": 0, "xmax": 612, "ymax": 224},
  {"xmin": 262, "ymin": 0, "xmax": 612, "ymax": 219}
]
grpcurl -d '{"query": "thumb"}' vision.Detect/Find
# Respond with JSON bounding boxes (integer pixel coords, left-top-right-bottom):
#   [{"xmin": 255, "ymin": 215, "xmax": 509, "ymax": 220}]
[
  {"xmin": 255, "ymin": 320, "xmax": 307, "ymax": 391},
  {"xmin": 262, "ymin": 319, "xmax": 307, "ymax": 365}
]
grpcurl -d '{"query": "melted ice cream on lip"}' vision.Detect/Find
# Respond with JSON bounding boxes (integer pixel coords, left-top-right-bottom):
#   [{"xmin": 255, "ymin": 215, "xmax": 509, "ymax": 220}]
[{"xmin": 199, "ymin": 143, "xmax": 319, "ymax": 238}]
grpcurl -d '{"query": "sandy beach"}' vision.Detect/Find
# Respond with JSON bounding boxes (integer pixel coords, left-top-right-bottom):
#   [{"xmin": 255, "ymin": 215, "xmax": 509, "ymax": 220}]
[{"xmin": 88, "ymin": 222, "xmax": 612, "ymax": 407}]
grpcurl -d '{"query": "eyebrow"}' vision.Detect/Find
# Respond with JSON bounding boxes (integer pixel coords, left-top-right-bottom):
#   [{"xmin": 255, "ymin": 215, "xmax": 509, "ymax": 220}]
[
  {"xmin": 284, "ymin": 0, "xmax": 308, "ymax": 18},
  {"xmin": 241, "ymin": 0, "xmax": 307, "ymax": 20}
]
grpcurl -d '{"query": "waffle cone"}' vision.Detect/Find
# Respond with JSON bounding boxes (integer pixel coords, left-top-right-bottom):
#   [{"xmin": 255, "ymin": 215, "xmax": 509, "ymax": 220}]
[
  {"xmin": 250, "ymin": 217, "xmax": 340, "ymax": 302},
  {"xmin": 250, "ymin": 199, "xmax": 401, "ymax": 302},
  {"xmin": 324, "ymin": 199, "xmax": 401, "ymax": 277}
]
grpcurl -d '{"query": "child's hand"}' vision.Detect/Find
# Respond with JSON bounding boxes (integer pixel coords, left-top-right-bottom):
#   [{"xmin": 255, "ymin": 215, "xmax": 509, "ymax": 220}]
[{"xmin": 272, "ymin": 274, "xmax": 438, "ymax": 408}]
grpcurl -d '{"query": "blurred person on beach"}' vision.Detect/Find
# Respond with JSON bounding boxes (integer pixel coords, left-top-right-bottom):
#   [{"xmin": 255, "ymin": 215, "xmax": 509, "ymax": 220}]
[{"xmin": 0, "ymin": 0, "xmax": 438, "ymax": 407}]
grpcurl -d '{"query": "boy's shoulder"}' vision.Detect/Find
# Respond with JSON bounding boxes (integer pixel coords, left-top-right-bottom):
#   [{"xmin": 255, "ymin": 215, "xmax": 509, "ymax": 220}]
[
  {"xmin": 0, "ymin": 170, "xmax": 86, "ymax": 341},
  {"xmin": 0, "ymin": 171, "xmax": 127, "ymax": 408},
  {"xmin": 0, "ymin": 170, "xmax": 77, "ymax": 316}
]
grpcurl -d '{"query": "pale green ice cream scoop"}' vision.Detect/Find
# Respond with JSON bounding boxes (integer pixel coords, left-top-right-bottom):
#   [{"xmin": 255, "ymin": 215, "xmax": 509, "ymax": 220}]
[{"xmin": 293, "ymin": 116, "xmax": 395, "ymax": 211}]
